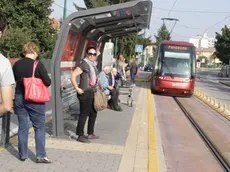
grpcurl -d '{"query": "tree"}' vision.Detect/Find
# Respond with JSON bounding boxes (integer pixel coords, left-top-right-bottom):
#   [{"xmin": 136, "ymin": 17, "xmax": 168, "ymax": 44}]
[
  {"xmin": 154, "ymin": 23, "xmax": 171, "ymax": 46},
  {"xmin": 117, "ymin": 34, "xmax": 152, "ymax": 61},
  {"xmin": 82, "ymin": 0, "xmax": 131, "ymax": 8},
  {"xmin": 0, "ymin": 27, "xmax": 32, "ymax": 58},
  {"xmin": 74, "ymin": 0, "xmax": 110, "ymax": 9},
  {"xmin": 210, "ymin": 52, "xmax": 218, "ymax": 64},
  {"xmin": 198, "ymin": 56, "xmax": 208, "ymax": 64},
  {"xmin": 215, "ymin": 25, "xmax": 230, "ymax": 64},
  {"xmin": 0, "ymin": 0, "xmax": 57, "ymax": 59}
]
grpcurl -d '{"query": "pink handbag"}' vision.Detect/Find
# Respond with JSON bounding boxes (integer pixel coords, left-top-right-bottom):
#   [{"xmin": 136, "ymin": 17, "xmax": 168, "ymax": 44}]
[
  {"xmin": 136, "ymin": 70, "xmax": 140, "ymax": 76},
  {"xmin": 23, "ymin": 61, "xmax": 50, "ymax": 103}
]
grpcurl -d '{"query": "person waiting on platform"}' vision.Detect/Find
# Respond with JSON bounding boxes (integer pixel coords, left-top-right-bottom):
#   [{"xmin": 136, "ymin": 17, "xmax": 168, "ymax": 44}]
[
  {"xmin": 108, "ymin": 68, "xmax": 122, "ymax": 111},
  {"xmin": 0, "ymin": 13, "xmax": 15, "ymax": 115},
  {"xmin": 13, "ymin": 42, "xmax": 51, "ymax": 163},
  {"xmin": 130, "ymin": 57, "xmax": 138, "ymax": 86},
  {"xmin": 98, "ymin": 66, "xmax": 122, "ymax": 112},
  {"xmin": 71, "ymin": 46, "xmax": 99, "ymax": 143}
]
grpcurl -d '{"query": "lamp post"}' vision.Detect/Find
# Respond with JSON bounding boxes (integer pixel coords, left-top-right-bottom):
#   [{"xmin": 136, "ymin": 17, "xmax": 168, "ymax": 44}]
[{"xmin": 63, "ymin": 0, "xmax": 67, "ymax": 20}]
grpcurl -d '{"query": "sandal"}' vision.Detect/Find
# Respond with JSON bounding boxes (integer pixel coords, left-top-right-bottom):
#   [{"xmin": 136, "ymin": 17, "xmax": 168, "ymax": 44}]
[{"xmin": 36, "ymin": 157, "xmax": 52, "ymax": 163}]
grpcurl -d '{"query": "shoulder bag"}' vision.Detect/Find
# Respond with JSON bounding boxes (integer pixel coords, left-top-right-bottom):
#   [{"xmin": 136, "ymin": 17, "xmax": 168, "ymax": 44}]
[
  {"xmin": 94, "ymin": 82, "xmax": 108, "ymax": 112},
  {"xmin": 23, "ymin": 61, "xmax": 50, "ymax": 103}
]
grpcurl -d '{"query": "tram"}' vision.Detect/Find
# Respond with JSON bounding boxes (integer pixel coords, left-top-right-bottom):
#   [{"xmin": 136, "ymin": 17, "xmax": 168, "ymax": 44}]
[{"xmin": 150, "ymin": 40, "xmax": 196, "ymax": 97}]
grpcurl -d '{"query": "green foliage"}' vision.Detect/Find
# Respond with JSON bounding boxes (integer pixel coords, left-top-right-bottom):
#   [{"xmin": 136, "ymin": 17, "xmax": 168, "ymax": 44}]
[
  {"xmin": 77, "ymin": 0, "xmax": 110, "ymax": 9},
  {"xmin": 198, "ymin": 56, "xmax": 208, "ymax": 64},
  {"xmin": 0, "ymin": 0, "xmax": 57, "ymax": 59},
  {"xmin": 92, "ymin": 0, "xmax": 110, "ymax": 7},
  {"xmin": 73, "ymin": 3, "xmax": 87, "ymax": 11},
  {"xmin": 215, "ymin": 25, "xmax": 230, "ymax": 64},
  {"xmin": 0, "ymin": 27, "xmax": 32, "ymax": 58},
  {"xmin": 118, "ymin": 34, "xmax": 152, "ymax": 58},
  {"xmin": 154, "ymin": 23, "xmax": 171, "ymax": 46},
  {"xmin": 82, "ymin": 0, "xmax": 132, "ymax": 8}
]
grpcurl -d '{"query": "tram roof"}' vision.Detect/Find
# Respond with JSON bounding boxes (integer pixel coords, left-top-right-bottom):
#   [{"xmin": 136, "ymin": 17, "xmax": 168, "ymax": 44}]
[{"xmin": 162, "ymin": 41, "xmax": 194, "ymax": 47}]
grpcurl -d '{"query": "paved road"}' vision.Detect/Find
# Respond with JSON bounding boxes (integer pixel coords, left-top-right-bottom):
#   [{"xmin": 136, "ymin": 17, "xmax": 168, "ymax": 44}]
[
  {"xmin": 154, "ymin": 94, "xmax": 223, "ymax": 172},
  {"xmin": 195, "ymin": 68, "xmax": 230, "ymax": 112}
]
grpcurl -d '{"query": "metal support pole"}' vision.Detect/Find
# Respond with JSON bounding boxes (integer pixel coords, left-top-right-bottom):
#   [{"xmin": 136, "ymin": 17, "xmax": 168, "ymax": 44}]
[
  {"xmin": 0, "ymin": 115, "xmax": 6, "ymax": 147},
  {"xmin": 5, "ymin": 112, "xmax": 11, "ymax": 145},
  {"xmin": 114, "ymin": 38, "xmax": 118, "ymax": 57},
  {"xmin": 63, "ymin": 0, "xmax": 67, "ymax": 20}
]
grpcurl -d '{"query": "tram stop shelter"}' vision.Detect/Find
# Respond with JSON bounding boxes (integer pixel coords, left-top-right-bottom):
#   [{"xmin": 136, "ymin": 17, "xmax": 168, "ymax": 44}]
[{"xmin": 51, "ymin": 0, "xmax": 153, "ymax": 137}]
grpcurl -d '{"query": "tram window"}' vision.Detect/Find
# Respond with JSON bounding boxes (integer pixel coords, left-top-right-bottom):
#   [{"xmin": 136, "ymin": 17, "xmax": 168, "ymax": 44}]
[{"xmin": 161, "ymin": 52, "xmax": 192, "ymax": 77}]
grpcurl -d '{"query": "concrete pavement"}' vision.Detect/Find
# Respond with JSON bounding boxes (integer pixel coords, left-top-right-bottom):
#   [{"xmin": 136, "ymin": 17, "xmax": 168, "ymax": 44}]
[
  {"xmin": 0, "ymin": 71, "xmax": 151, "ymax": 142},
  {"xmin": 0, "ymin": 83, "xmax": 151, "ymax": 172}
]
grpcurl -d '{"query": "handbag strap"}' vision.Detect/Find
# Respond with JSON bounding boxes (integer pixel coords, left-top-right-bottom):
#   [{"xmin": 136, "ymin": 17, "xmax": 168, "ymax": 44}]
[{"xmin": 32, "ymin": 61, "xmax": 39, "ymax": 77}]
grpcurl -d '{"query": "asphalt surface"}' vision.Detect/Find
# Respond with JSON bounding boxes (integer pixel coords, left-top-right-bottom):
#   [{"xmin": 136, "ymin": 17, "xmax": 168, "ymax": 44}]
[
  {"xmin": 153, "ymin": 94, "xmax": 223, "ymax": 172},
  {"xmin": 195, "ymin": 68, "xmax": 230, "ymax": 112}
]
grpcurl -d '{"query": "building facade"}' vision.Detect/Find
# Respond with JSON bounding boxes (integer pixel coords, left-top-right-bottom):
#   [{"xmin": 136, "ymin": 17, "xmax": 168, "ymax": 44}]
[{"xmin": 189, "ymin": 33, "xmax": 216, "ymax": 48}]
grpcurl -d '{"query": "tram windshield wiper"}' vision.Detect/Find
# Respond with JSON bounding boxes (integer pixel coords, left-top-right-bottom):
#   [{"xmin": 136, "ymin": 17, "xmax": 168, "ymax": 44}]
[{"xmin": 161, "ymin": 60, "xmax": 174, "ymax": 79}]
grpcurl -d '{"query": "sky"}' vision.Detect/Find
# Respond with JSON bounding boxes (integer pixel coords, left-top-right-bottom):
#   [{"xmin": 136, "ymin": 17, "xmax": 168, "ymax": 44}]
[{"xmin": 51, "ymin": 0, "xmax": 230, "ymax": 41}]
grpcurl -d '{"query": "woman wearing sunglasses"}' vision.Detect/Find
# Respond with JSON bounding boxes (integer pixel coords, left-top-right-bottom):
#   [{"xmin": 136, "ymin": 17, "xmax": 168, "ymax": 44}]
[{"xmin": 71, "ymin": 46, "xmax": 99, "ymax": 143}]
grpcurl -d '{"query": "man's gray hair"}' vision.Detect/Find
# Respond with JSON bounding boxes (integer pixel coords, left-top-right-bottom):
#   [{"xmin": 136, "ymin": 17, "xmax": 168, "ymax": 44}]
[{"xmin": 103, "ymin": 65, "xmax": 111, "ymax": 71}]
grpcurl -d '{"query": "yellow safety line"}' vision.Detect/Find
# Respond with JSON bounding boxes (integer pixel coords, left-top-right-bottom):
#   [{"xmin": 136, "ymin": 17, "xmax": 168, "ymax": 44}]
[{"xmin": 148, "ymin": 89, "xmax": 159, "ymax": 172}]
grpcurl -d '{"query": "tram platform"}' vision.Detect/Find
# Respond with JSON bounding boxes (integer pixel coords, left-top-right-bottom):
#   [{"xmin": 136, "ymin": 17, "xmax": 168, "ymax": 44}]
[
  {"xmin": 0, "ymin": 82, "xmax": 151, "ymax": 172},
  {"xmin": 1, "ymin": 79, "xmax": 229, "ymax": 172}
]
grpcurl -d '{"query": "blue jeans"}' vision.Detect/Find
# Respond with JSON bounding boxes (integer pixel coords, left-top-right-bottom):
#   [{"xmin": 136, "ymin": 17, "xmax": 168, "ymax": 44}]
[
  {"xmin": 14, "ymin": 94, "xmax": 46, "ymax": 159},
  {"xmin": 130, "ymin": 73, "xmax": 136, "ymax": 84}
]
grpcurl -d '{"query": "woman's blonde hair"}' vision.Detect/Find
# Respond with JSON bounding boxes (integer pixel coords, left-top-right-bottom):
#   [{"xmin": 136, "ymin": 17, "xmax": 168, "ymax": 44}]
[{"xmin": 23, "ymin": 42, "xmax": 39, "ymax": 55}]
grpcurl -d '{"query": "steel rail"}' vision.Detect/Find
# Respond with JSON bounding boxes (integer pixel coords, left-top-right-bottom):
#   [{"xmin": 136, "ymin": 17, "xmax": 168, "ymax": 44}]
[{"xmin": 174, "ymin": 97, "xmax": 230, "ymax": 172}]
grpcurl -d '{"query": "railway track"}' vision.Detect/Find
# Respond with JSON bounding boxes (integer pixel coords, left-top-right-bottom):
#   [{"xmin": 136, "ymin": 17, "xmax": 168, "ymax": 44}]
[{"xmin": 173, "ymin": 97, "xmax": 230, "ymax": 172}]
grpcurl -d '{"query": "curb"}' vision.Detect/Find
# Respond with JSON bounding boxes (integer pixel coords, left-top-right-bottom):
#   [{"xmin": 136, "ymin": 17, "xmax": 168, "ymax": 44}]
[
  {"xmin": 219, "ymin": 81, "xmax": 230, "ymax": 87},
  {"xmin": 148, "ymin": 89, "xmax": 159, "ymax": 172},
  {"xmin": 126, "ymin": 74, "xmax": 152, "ymax": 83},
  {"xmin": 193, "ymin": 89, "xmax": 230, "ymax": 119}
]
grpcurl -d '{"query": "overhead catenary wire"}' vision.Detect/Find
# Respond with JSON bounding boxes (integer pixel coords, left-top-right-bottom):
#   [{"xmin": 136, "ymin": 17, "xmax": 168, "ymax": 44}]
[
  {"xmin": 154, "ymin": 16, "xmax": 200, "ymax": 30},
  {"xmin": 203, "ymin": 15, "xmax": 230, "ymax": 34},
  {"xmin": 53, "ymin": 2, "xmax": 74, "ymax": 13},
  {"xmin": 168, "ymin": 0, "xmax": 177, "ymax": 16},
  {"xmin": 155, "ymin": 7, "xmax": 230, "ymax": 14}
]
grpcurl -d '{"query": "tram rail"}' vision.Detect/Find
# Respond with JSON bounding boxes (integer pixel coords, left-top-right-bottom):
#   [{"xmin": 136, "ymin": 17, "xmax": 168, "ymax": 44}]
[{"xmin": 174, "ymin": 97, "xmax": 230, "ymax": 172}]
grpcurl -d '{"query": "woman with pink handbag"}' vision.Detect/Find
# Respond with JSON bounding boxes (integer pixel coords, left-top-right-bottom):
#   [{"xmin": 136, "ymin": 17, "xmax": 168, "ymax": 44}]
[{"xmin": 13, "ymin": 42, "xmax": 51, "ymax": 163}]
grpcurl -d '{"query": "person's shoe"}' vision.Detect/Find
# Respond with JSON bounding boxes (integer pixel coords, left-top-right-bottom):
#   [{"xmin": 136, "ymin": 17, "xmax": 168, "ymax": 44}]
[
  {"xmin": 87, "ymin": 134, "xmax": 100, "ymax": 139},
  {"xmin": 114, "ymin": 106, "xmax": 122, "ymax": 112},
  {"xmin": 107, "ymin": 104, "xmax": 112, "ymax": 109},
  {"xmin": 70, "ymin": 135, "xmax": 88, "ymax": 140},
  {"xmin": 77, "ymin": 136, "xmax": 90, "ymax": 143},
  {"xmin": 19, "ymin": 158, "xmax": 27, "ymax": 162},
  {"xmin": 36, "ymin": 157, "xmax": 52, "ymax": 163}
]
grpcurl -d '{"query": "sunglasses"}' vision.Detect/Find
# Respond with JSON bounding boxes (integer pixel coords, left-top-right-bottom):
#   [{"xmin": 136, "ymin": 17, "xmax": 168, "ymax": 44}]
[{"xmin": 88, "ymin": 52, "xmax": 97, "ymax": 56}]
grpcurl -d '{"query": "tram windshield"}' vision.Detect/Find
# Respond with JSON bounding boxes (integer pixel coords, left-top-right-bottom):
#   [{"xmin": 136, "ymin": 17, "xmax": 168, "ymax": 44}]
[{"xmin": 161, "ymin": 45, "xmax": 193, "ymax": 78}]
